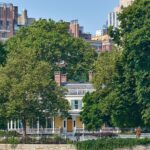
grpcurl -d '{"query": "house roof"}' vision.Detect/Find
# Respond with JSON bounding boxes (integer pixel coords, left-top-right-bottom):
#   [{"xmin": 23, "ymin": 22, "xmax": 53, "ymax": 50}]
[{"xmin": 63, "ymin": 83, "xmax": 95, "ymax": 95}]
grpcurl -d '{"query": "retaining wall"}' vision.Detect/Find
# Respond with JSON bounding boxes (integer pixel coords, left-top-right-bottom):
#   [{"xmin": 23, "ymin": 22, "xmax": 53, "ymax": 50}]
[
  {"xmin": 0, "ymin": 144, "xmax": 76, "ymax": 150},
  {"xmin": 0, "ymin": 144, "xmax": 150, "ymax": 150}
]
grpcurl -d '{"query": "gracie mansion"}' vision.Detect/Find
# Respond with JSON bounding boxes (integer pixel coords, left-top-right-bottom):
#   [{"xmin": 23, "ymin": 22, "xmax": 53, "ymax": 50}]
[{"xmin": 7, "ymin": 72, "xmax": 95, "ymax": 135}]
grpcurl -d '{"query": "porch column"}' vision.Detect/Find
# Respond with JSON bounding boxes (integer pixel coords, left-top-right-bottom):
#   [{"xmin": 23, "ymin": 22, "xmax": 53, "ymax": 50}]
[
  {"xmin": 17, "ymin": 120, "xmax": 20, "ymax": 131},
  {"xmin": 7, "ymin": 121, "xmax": 10, "ymax": 130},
  {"xmin": 10, "ymin": 120, "xmax": 13, "ymax": 130},
  {"xmin": 64, "ymin": 118, "xmax": 67, "ymax": 139},
  {"xmin": 37, "ymin": 117, "xmax": 40, "ymax": 135},
  {"xmin": 73, "ymin": 116, "xmax": 76, "ymax": 133},
  {"xmin": 83, "ymin": 123, "xmax": 85, "ymax": 140},
  {"xmin": 66, "ymin": 118, "xmax": 67, "ymax": 131},
  {"xmin": 20, "ymin": 121, "xmax": 23, "ymax": 129},
  {"xmin": 14, "ymin": 120, "xmax": 16, "ymax": 130},
  {"xmin": 83, "ymin": 123, "xmax": 85, "ymax": 132},
  {"xmin": 52, "ymin": 117, "xmax": 55, "ymax": 133},
  {"xmin": 45, "ymin": 117, "xmax": 48, "ymax": 132},
  {"xmin": 64, "ymin": 118, "xmax": 67, "ymax": 133},
  {"xmin": 32, "ymin": 119, "xmax": 33, "ymax": 129}
]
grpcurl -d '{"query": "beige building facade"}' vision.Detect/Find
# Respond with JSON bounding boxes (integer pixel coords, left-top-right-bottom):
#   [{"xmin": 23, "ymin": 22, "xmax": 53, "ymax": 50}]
[{"xmin": 7, "ymin": 73, "xmax": 95, "ymax": 134}]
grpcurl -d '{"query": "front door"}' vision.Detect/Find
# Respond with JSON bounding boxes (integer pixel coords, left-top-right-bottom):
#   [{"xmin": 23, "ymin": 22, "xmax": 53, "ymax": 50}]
[{"xmin": 67, "ymin": 119, "xmax": 73, "ymax": 132}]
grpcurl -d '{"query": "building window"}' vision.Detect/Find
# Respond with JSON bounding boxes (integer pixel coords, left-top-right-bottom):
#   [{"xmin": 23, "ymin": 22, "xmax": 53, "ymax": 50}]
[
  {"xmin": 71, "ymin": 100, "xmax": 82, "ymax": 110},
  {"xmin": 6, "ymin": 21, "xmax": 10, "ymax": 30},
  {"xmin": 6, "ymin": 8, "xmax": 10, "ymax": 18},
  {"xmin": 0, "ymin": 20, "xmax": 3, "ymax": 29},
  {"xmin": 73, "ymin": 120, "xmax": 76, "ymax": 127},
  {"xmin": 0, "ymin": 7, "xmax": 3, "ymax": 18},
  {"xmin": 74, "ymin": 100, "xmax": 78, "ymax": 109},
  {"xmin": 64, "ymin": 120, "xmax": 66, "ymax": 128},
  {"xmin": 2, "ymin": 32, "xmax": 7, "ymax": 38}
]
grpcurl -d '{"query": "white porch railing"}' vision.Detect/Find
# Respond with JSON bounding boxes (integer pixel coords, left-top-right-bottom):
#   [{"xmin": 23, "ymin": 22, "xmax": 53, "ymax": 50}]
[
  {"xmin": 9, "ymin": 128, "xmax": 60, "ymax": 135},
  {"xmin": 76, "ymin": 128, "xmax": 120, "ymax": 134},
  {"xmin": 8, "ymin": 127, "xmax": 120, "ymax": 135}
]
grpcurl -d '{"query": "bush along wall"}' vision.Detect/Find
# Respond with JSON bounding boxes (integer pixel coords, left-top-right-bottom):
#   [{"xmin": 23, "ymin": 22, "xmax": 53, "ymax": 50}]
[{"xmin": 76, "ymin": 138, "xmax": 150, "ymax": 150}]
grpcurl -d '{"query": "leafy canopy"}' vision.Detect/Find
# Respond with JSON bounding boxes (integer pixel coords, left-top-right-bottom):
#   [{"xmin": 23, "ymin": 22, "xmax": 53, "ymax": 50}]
[
  {"xmin": 81, "ymin": 0, "xmax": 150, "ymax": 128},
  {"xmin": 81, "ymin": 49, "xmax": 121, "ymax": 129},
  {"xmin": 0, "ymin": 42, "xmax": 7, "ymax": 65},
  {"xmin": 0, "ymin": 47, "xmax": 69, "ymax": 133},
  {"xmin": 6, "ymin": 19, "xmax": 97, "ymax": 82}
]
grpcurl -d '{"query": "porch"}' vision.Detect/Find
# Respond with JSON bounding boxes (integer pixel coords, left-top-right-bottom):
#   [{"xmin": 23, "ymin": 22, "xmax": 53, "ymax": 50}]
[{"xmin": 7, "ymin": 116, "xmax": 85, "ymax": 135}]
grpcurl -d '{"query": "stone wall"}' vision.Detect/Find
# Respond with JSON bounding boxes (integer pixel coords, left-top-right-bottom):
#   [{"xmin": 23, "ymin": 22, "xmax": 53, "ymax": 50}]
[
  {"xmin": 0, "ymin": 144, "xmax": 76, "ymax": 150},
  {"xmin": 117, "ymin": 145, "xmax": 150, "ymax": 150},
  {"xmin": 0, "ymin": 144, "xmax": 150, "ymax": 150}
]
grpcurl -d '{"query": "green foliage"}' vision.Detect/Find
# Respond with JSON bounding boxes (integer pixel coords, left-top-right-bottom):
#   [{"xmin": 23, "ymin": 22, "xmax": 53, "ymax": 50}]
[
  {"xmin": 110, "ymin": 0, "xmax": 150, "ymax": 126},
  {"xmin": 8, "ymin": 137, "xmax": 19, "ymax": 149},
  {"xmin": 93, "ymin": 49, "xmax": 122, "ymax": 90},
  {"xmin": 108, "ymin": 27, "xmax": 121, "ymax": 45},
  {"xmin": 0, "ymin": 131, "xmax": 19, "ymax": 137},
  {"xmin": 83, "ymin": 0, "xmax": 150, "ymax": 129},
  {"xmin": 6, "ymin": 19, "xmax": 97, "ymax": 82},
  {"xmin": 76, "ymin": 138, "xmax": 150, "ymax": 150},
  {"xmin": 0, "ymin": 47, "xmax": 69, "ymax": 136},
  {"xmin": 0, "ymin": 42, "xmax": 7, "ymax": 65},
  {"xmin": 81, "ymin": 49, "xmax": 121, "ymax": 129},
  {"xmin": 0, "ymin": 115, "xmax": 7, "ymax": 130},
  {"xmin": 80, "ymin": 92, "xmax": 103, "ymax": 130}
]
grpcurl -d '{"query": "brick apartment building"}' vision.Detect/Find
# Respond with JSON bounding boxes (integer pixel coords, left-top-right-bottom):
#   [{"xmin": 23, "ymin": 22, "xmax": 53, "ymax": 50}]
[
  {"xmin": 69, "ymin": 20, "xmax": 91, "ymax": 40},
  {"xmin": 0, "ymin": 3, "xmax": 18, "ymax": 41},
  {"xmin": 0, "ymin": 3, "xmax": 35, "ymax": 41}
]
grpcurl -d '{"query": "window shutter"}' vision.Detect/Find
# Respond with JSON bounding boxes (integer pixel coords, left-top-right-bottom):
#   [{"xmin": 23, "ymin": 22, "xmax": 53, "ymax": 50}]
[
  {"xmin": 79, "ymin": 100, "xmax": 82, "ymax": 110},
  {"xmin": 71, "ymin": 100, "xmax": 75, "ymax": 110}
]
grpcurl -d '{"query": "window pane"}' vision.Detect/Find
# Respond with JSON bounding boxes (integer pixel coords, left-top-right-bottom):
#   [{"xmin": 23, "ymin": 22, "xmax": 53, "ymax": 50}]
[
  {"xmin": 74, "ymin": 100, "xmax": 78, "ymax": 109},
  {"xmin": 64, "ymin": 121, "xmax": 66, "ymax": 128}
]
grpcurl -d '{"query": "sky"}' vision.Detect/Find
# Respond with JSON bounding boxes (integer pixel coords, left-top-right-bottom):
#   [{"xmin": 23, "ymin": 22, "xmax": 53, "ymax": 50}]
[{"xmin": 1, "ymin": 0, "xmax": 119, "ymax": 35}]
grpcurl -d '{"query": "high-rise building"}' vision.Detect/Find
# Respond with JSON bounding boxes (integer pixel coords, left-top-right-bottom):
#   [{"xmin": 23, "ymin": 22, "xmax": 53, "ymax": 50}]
[
  {"xmin": 92, "ymin": 34, "xmax": 113, "ymax": 52},
  {"xmin": 96, "ymin": 25, "xmax": 108, "ymax": 37},
  {"xmin": 108, "ymin": 6, "xmax": 120, "ymax": 28},
  {"xmin": 18, "ymin": 9, "xmax": 35, "ymax": 26},
  {"xmin": 18, "ymin": 9, "xmax": 28, "ymax": 26},
  {"xmin": 69, "ymin": 20, "xmax": 80, "ymax": 38},
  {"xmin": 0, "ymin": 3, "xmax": 35, "ymax": 41},
  {"xmin": 69, "ymin": 20, "xmax": 91, "ymax": 40},
  {"xmin": 107, "ymin": 0, "xmax": 134, "ymax": 28},
  {"xmin": 0, "ymin": 3, "xmax": 18, "ymax": 41},
  {"xmin": 120, "ymin": 0, "xmax": 134, "ymax": 7}
]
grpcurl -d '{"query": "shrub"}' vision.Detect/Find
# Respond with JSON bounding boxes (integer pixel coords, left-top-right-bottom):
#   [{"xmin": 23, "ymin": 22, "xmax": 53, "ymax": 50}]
[
  {"xmin": 0, "ymin": 130, "xmax": 20, "ymax": 137},
  {"xmin": 8, "ymin": 137, "xmax": 19, "ymax": 149},
  {"xmin": 76, "ymin": 138, "xmax": 150, "ymax": 150}
]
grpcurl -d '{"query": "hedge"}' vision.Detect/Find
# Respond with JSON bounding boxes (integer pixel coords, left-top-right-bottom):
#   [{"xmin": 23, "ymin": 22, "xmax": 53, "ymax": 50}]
[{"xmin": 76, "ymin": 138, "xmax": 150, "ymax": 150}]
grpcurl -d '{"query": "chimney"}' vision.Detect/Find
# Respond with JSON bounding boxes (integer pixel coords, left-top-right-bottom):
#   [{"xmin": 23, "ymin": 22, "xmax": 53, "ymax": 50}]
[
  {"xmin": 89, "ymin": 71, "xmax": 93, "ymax": 82},
  {"xmin": 55, "ymin": 71, "xmax": 61, "ymax": 86},
  {"xmin": 54, "ymin": 71, "xmax": 67, "ymax": 86},
  {"xmin": 61, "ymin": 74, "xmax": 67, "ymax": 83}
]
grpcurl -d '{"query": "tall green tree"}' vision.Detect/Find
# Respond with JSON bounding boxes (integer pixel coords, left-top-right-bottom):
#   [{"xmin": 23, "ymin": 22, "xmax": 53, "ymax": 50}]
[
  {"xmin": 93, "ymin": 49, "xmax": 121, "ymax": 90},
  {"xmin": 0, "ymin": 42, "xmax": 7, "ymax": 129},
  {"xmin": 0, "ymin": 48, "xmax": 69, "ymax": 137},
  {"xmin": 109, "ymin": 0, "xmax": 150, "ymax": 127},
  {"xmin": 81, "ymin": 90, "xmax": 114, "ymax": 130},
  {"xmin": 80, "ymin": 92, "xmax": 103, "ymax": 130},
  {"xmin": 82, "ymin": 0, "xmax": 150, "ymax": 129},
  {"xmin": 6, "ymin": 19, "xmax": 97, "ymax": 82},
  {"xmin": 81, "ymin": 49, "xmax": 121, "ymax": 129}
]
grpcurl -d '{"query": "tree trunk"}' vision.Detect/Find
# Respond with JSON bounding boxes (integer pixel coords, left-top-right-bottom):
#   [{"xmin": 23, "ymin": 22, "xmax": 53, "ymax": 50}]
[{"xmin": 22, "ymin": 118, "xmax": 27, "ymax": 143}]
